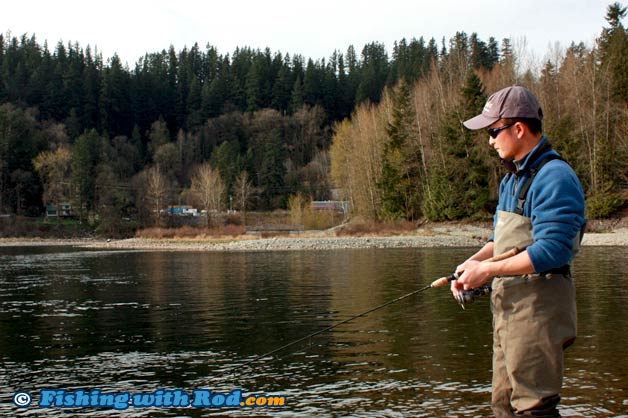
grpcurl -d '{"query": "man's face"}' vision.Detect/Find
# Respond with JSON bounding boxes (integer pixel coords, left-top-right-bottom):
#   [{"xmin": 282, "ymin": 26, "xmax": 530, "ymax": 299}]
[{"xmin": 488, "ymin": 120, "xmax": 521, "ymax": 160}]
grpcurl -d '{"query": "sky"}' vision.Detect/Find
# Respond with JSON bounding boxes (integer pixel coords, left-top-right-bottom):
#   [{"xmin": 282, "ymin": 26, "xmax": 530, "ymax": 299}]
[{"xmin": 1, "ymin": 0, "xmax": 615, "ymax": 68}]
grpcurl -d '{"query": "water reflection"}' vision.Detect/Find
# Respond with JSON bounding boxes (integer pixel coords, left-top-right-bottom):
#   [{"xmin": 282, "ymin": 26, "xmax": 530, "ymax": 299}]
[{"xmin": 0, "ymin": 246, "xmax": 626, "ymax": 416}]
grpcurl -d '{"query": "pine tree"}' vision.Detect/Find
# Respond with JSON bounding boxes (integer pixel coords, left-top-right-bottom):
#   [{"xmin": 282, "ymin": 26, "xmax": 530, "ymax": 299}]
[
  {"xmin": 257, "ymin": 128, "xmax": 286, "ymax": 208},
  {"xmin": 0, "ymin": 33, "xmax": 5, "ymax": 101},
  {"xmin": 82, "ymin": 46, "xmax": 101, "ymax": 132},
  {"xmin": 377, "ymin": 80, "xmax": 421, "ymax": 220},
  {"xmin": 356, "ymin": 42, "xmax": 389, "ymax": 104},
  {"xmin": 245, "ymin": 56, "xmax": 263, "ymax": 112},
  {"xmin": 100, "ymin": 54, "xmax": 132, "ymax": 136},
  {"xmin": 289, "ymin": 75, "xmax": 304, "ymax": 113},
  {"xmin": 210, "ymin": 140, "xmax": 243, "ymax": 193},
  {"xmin": 186, "ymin": 75, "xmax": 203, "ymax": 130},
  {"xmin": 599, "ymin": 2, "xmax": 628, "ymax": 103},
  {"xmin": 71, "ymin": 129, "xmax": 101, "ymax": 222},
  {"xmin": 302, "ymin": 59, "xmax": 320, "ymax": 106},
  {"xmin": 202, "ymin": 55, "xmax": 230, "ymax": 118},
  {"xmin": 0, "ymin": 103, "xmax": 46, "ymax": 214},
  {"xmin": 147, "ymin": 118, "xmax": 170, "ymax": 161},
  {"xmin": 423, "ymin": 72, "xmax": 493, "ymax": 221},
  {"xmin": 271, "ymin": 57, "xmax": 292, "ymax": 113}
]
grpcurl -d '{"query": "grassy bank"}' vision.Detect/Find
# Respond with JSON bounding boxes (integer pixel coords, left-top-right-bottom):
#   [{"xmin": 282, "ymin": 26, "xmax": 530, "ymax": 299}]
[
  {"xmin": 0, "ymin": 216, "xmax": 95, "ymax": 239},
  {"xmin": 1, "ymin": 212, "xmax": 625, "ymax": 242}
]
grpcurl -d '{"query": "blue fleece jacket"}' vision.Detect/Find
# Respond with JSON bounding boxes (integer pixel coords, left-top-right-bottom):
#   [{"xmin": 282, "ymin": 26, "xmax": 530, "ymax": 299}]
[{"xmin": 491, "ymin": 136, "xmax": 586, "ymax": 273}]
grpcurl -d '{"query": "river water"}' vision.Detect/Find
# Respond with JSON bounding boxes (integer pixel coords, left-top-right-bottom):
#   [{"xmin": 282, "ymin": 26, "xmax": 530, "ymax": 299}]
[{"xmin": 0, "ymin": 246, "xmax": 626, "ymax": 417}]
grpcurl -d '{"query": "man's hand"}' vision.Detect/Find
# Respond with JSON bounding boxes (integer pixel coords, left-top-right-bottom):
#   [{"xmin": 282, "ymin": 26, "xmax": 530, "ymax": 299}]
[{"xmin": 450, "ymin": 260, "xmax": 493, "ymax": 293}]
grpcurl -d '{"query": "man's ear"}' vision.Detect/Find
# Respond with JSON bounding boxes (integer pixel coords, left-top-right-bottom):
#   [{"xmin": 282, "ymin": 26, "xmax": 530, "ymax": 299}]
[{"xmin": 514, "ymin": 121, "xmax": 526, "ymax": 139}]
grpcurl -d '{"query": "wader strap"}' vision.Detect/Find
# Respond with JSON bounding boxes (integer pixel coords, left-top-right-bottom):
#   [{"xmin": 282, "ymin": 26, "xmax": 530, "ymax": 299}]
[{"xmin": 515, "ymin": 154, "xmax": 565, "ymax": 215}]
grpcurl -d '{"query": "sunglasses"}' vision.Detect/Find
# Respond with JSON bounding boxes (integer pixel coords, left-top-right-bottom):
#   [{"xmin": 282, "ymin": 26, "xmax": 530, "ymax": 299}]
[{"xmin": 487, "ymin": 122, "xmax": 515, "ymax": 139}]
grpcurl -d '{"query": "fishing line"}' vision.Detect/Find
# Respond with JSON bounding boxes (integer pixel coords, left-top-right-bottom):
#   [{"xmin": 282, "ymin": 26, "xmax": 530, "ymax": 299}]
[
  {"xmin": 217, "ymin": 278, "xmax": 446, "ymax": 378},
  {"xmin": 216, "ymin": 247, "xmax": 520, "ymax": 378}
]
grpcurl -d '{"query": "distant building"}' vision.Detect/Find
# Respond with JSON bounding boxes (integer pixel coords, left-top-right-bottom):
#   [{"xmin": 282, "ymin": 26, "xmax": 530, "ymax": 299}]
[
  {"xmin": 46, "ymin": 203, "xmax": 73, "ymax": 217},
  {"xmin": 310, "ymin": 201, "xmax": 349, "ymax": 214},
  {"xmin": 165, "ymin": 206, "xmax": 199, "ymax": 216}
]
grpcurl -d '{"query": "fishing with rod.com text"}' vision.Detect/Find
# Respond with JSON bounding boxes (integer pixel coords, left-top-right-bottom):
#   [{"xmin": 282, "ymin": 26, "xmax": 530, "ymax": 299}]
[{"xmin": 12, "ymin": 388, "xmax": 286, "ymax": 410}]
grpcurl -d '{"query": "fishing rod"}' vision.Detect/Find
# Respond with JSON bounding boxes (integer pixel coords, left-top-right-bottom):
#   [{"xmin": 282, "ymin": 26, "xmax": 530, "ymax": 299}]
[{"xmin": 218, "ymin": 247, "xmax": 520, "ymax": 377}]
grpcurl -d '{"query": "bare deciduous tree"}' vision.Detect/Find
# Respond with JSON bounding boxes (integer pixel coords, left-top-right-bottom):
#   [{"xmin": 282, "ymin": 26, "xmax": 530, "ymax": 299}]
[
  {"xmin": 145, "ymin": 165, "xmax": 167, "ymax": 227},
  {"xmin": 329, "ymin": 95, "xmax": 388, "ymax": 219},
  {"xmin": 191, "ymin": 163, "xmax": 225, "ymax": 227},
  {"xmin": 233, "ymin": 170, "xmax": 256, "ymax": 225}
]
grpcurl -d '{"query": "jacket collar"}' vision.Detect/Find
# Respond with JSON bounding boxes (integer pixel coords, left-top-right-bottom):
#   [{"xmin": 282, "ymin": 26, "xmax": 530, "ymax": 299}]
[{"xmin": 502, "ymin": 136, "xmax": 553, "ymax": 176}]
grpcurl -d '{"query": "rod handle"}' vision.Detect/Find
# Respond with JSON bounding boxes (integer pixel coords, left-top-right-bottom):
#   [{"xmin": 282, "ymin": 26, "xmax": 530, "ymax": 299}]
[
  {"xmin": 430, "ymin": 273, "xmax": 457, "ymax": 288},
  {"xmin": 485, "ymin": 247, "xmax": 520, "ymax": 263}
]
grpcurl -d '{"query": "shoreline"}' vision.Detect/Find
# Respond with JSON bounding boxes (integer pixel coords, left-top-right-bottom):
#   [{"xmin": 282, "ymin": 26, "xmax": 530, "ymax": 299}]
[{"xmin": 2, "ymin": 224, "xmax": 628, "ymax": 251}]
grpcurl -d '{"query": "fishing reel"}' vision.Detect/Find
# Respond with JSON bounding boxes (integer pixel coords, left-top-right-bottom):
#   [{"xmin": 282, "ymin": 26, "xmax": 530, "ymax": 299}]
[
  {"xmin": 431, "ymin": 272, "xmax": 492, "ymax": 309},
  {"xmin": 433, "ymin": 248, "xmax": 523, "ymax": 309},
  {"xmin": 454, "ymin": 285, "xmax": 492, "ymax": 309}
]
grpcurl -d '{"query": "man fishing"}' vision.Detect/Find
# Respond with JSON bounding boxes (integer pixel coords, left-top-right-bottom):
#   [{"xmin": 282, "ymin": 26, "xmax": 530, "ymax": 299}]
[{"xmin": 451, "ymin": 86, "xmax": 586, "ymax": 417}]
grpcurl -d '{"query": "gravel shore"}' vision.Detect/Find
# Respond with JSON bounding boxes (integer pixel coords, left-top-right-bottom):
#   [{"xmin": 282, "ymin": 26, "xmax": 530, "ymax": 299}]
[{"xmin": 3, "ymin": 224, "xmax": 627, "ymax": 251}]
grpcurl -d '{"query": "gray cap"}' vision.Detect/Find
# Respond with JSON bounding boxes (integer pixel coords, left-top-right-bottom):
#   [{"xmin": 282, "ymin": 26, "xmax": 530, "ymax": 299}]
[{"xmin": 463, "ymin": 86, "xmax": 543, "ymax": 130}]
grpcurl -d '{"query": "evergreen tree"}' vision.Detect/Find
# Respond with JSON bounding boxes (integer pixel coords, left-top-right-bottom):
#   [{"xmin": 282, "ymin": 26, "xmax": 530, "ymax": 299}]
[
  {"xmin": 256, "ymin": 128, "xmax": 286, "ymax": 208},
  {"xmin": 289, "ymin": 75, "xmax": 304, "ymax": 113},
  {"xmin": 320, "ymin": 60, "xmax": 338, "ymax": 120},
  {"xmin": 377, "ymin": 80, "xmax": 421, "ymax": 220},
  {"xmin": 335, "ymin": 52, "xmax": 352, "ymax": 119},
  {"xmin": 470, "ymin": 33, "xmax": 494, "ymax": 70},
  {"xmin": 174, "ymin": 48, "xmax": 191, "ymax": 130},
  {"xmin": 186, "ymin": 75, "xmax": 203, "ymax": 130},
  {"xmin": 599, "ymin": 2, "xmax": 628, "ymax": 103},
  {"xmin": 44, "ymin": 41, "xmax": 68, "ymax": 121},
  {"xmin": 488, "ymin": 37, "xmax": 500, "ymax": 66},
  {"xmin": 407, "ymin": 37, "xmax": 428, "ymax": 82},
  {"xmin": 0, "ymin": 34, "xmax": 4, "ymax": 101},
  {"xmin": 65, "ymin": 108, "xmax": 82, "ymax": 141},
  {"xmin": 0, "ymin": 103, "xmax": 45, "ymax": 213},
  {"xmin": 344, "ymin": 45, "xmax": 360, "ymax": 109},
  {"xmin": 461, "ymin": 72, "xmax": 487, "ymax": 114},
  {"xmin": 230, "ymin": 47, "xmax": 253, "ymax": 111},
  {"xmin": 245, "ymin": 55, "xmax": 263, "ymax": 112},
  {"xmin": 388, "ymin": 39, "xmax": 406, "ymax": 86},
  {"xmin": 302, "ymin": 59, "xmax": 320, "ymax": 106},
  {"xmin": 271, "ymin": 56, "xmax": 293, "ymax": 113},
  {"xmin": 65, "ymin": 43, "xmax": 86, "ymax": 124},
  {"xmin": 210, "ymin": 140, "xmax": 244, "ymax": 193},
  {"xmin": 202, "ymin": 55, "xmax": 231, "ymax": 118},
  {"xmin": 355, "ymin": 42, "xmax": 389, "ymax": 104},
  {"xmin": 426, "ymin": 38, "xmax": 439, "ymax": 66},
  {"xmin": 100, "ymin": 54, "xmax": 132, "ymax": 136},
  {"xmin": 423, "ymin": 73, "xmax": 492, "ymax": 220},
  {"xmin": 82, "ymin": 47, "xmax": 101, "ymax": 132},
  {"xmin": 71, "ymin": 129, "xmax": 101, "ymax": 222},
  {"xmin": 500, "ymin": 38, "xmax": 513, "ymax": 64},
  {"xmin": 164, "ymin": 46, "xmax": 179, "ymax": 132},
  {"xmin": 147, "ymin": 118, "xmax": 170, "ymax": 161}
]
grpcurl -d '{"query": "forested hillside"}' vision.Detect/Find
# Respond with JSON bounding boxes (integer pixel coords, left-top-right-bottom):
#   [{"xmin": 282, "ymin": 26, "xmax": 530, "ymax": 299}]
[
  {"xmin": 1, "ymin": 3, "xmax": 627, "ymax": 234},
  {"xmin": 331, "ymin": 3, "xmax": 628, "ymax": 222}
]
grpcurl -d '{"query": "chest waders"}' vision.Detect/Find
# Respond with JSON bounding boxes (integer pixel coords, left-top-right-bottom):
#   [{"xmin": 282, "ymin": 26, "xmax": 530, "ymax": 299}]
[{"xmin": 490, "ymin": 153, "xmax": 578, "ymax": 418}]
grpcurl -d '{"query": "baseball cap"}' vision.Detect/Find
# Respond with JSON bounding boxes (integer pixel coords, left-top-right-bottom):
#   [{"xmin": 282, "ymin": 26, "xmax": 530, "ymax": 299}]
[{"xmin": 463, "ymin": 86, "xmax": 543, "ymax": 130}]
